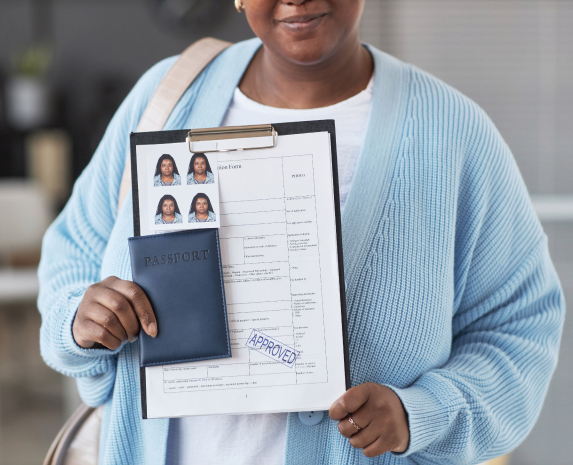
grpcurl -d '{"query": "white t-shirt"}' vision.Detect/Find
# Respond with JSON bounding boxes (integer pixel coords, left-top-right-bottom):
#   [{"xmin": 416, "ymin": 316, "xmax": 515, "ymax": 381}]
[{"xmin": 167, "ymin": 76, "xmax": 373, "ymax": 465}]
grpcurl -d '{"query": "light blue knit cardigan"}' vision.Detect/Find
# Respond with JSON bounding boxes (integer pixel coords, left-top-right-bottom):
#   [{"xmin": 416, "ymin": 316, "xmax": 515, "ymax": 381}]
[{"xmin": 38, "ymin": 38, "xmax": 565, "ymax": 464}]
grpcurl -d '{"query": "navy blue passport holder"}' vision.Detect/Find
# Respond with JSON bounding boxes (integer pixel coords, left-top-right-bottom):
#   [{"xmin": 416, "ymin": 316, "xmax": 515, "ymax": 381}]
[{"xmin": 128, "ymin": 228, "xmax": 231, "ymax": 367}]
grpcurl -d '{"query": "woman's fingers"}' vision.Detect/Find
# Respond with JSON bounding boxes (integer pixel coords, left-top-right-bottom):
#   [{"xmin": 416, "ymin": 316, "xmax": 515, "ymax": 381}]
[
  {"xmin": 89, "ymin": 283, "xmax": 141, "ymax": 341},
  {"xmin": 104, "ymin": 277, "xmax": 158, "ymax": 338},
  {"xmin": 330, "ymin": 383, "xmax": 410, "ymax": 458},
  {"xmin": 338, "ymin": 407, "xmax": 389, "ymax": 451},
  {"xmin": 361, "ymin": 437, "xmax": 388, "ymax": 459},
  {"xmin": 348, "ymin": 426, "xmax": 379, "ymax": 450},
  {"xmin": 73, "ymin": 276, "xmax": 157, "ymax": 349},
  {"xmin": 337, "ymin": 406, "xmax": 372, "ymax": 438},
  {"xmin": 77, "ymin": 318, "xmax": 123, "ymax": 350},
  {"xmin": 88, "ymin": 304, "xmax": 129, "ymax": 343},
  {"xmin": 329, "ymin": 383, "xmax": 372, "ymax": 421}
]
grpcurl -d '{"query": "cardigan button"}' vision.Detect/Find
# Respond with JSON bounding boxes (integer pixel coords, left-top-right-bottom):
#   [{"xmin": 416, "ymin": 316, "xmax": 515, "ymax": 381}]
[{"xmin": 298, "ymin": 410, "xmax": 324, "ymax": 426}]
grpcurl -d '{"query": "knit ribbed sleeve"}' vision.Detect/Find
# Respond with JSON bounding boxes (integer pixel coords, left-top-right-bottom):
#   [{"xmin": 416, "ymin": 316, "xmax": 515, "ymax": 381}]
[
  {"xmin": 386, "ymin": 77, "xmax": 565, "ymax": 462},
  {"xmin": 37, "ymin": 57, "xmax": 177, "ymax": 384}
]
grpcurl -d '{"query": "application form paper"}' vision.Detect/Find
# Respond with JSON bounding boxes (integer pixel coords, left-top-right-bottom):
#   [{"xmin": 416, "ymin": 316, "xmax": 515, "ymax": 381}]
[{"xmin": 134, "ymin": 128, "xmax": 348, "ymax": 419}]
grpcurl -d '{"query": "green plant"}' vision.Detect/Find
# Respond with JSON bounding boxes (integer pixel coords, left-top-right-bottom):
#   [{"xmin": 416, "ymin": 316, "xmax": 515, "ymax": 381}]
[{"xmin": 12, "ymin": 43, "xmax": 53, "ymax": 77}]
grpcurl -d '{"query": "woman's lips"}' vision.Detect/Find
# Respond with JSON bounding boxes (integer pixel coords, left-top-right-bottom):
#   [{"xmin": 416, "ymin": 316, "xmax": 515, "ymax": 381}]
[{"xmin": 278, "ymin": 13, "xmax": 326, "ymax": 32}]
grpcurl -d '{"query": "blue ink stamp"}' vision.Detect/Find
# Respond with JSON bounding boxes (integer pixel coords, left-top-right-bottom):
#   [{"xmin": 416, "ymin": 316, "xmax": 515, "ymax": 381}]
[{"xmin": 245, "ymin": 330, "xmax": 300, "ymax": 368}]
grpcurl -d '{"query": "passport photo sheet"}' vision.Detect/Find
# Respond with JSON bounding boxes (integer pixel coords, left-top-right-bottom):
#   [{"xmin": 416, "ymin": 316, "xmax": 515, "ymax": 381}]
[
  {"xmin": 133, "ymin": 142, "xmax": 220, "ymax": 236},
  {"xmin": 131, "ymin": 123, "xmax": 349, "ymax": 419}
]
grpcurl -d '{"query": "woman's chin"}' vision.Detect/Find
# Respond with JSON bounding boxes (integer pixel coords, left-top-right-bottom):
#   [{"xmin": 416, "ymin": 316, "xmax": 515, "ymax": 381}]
[{"xmin": 272, "ymin": 36, "xmax": 340, "ymax": 66}]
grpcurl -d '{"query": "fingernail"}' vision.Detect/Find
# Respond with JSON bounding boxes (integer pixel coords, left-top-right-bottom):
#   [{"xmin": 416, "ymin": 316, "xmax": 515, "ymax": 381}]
[
  {"xmin": 129, "ymin": 335, "xmax": 138, "ymax": 343},
  {"xmin": 148, "ymin": 322, "xmax": 157, "ymax": 338}
]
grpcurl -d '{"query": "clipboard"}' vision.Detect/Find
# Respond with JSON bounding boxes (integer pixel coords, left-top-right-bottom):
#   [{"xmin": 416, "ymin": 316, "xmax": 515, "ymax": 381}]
[{"xmin": 130, "ymin": 120, "xmax": 350, "ymax": 419}]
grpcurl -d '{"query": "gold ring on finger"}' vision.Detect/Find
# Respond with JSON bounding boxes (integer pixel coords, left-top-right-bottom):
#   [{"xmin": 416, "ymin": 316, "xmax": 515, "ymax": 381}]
[{"xmin": 348, "ymin": 415, "xmax": 362, "ymax": 430}]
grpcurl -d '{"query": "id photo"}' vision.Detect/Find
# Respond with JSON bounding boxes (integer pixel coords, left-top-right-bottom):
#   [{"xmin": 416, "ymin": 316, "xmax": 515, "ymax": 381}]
[
  {"xmin": 187, "ymin": 152, "xmax": 217, "ymax": 185},
  {"xmin": 153, "ymin": 154, "xmax": 182, "ymax": 187},
  {"xmin": 154, "ymin": 194, "xmax": 183, "ymax": 225},
  {"xmin": 188, "ymin": 192, "xmax": 217, "ymax": 223}
]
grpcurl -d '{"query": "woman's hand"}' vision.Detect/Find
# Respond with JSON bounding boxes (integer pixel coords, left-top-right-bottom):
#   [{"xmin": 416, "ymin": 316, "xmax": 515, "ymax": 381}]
[
  {"xmin": 72, "ymin": 276, "xmax": 157, "ymax": 350},
  {"xmin": 329, "ymin": 383, "xmax": 410, "ymax": 458}
]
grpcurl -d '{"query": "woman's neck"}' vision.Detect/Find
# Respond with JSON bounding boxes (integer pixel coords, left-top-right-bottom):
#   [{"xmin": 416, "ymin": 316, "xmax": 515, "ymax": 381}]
[
  {"xmin": 194, "ymin": 172, "xmax": 207, "ymax": 181},
  {"xmin": 163, "ymin": 213, "xmax": 175, "ymax": 221},
  {"xmin": 195, "ymin": 211, "xmax": 209, "ymax": 220},
  {"xmin": 161, "ymin": 174, "xmax": 174, "ymax": 183},
  {"xmin": 239, "ymin": 39, "xmax": 373, "ymax": 109}
]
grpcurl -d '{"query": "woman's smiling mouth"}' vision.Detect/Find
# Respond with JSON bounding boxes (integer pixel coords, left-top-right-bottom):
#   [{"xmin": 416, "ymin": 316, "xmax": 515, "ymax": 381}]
[{"xmin": 278, "ymin": 13, "xmax": 327, "ymax": 32}]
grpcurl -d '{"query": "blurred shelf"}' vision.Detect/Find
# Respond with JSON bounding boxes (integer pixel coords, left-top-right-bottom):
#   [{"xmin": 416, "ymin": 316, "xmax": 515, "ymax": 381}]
[
  {"xmin": 531, "ymin": 195, "xmax": 573, "ymax": 222},
  {"xmin": 0, "ymin": 268, "xmax": 39, "ymax": 304}
]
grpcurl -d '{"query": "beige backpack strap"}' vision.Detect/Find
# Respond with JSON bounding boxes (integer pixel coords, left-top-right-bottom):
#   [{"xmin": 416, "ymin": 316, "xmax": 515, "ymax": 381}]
[{"xmin": 117, "ymin": 37, "xmax": 231, "ymax": 214}]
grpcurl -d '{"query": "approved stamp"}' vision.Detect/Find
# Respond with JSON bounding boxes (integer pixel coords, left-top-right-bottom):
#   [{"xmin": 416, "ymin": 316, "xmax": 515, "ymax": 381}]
[{"xmin": 245, "ymin": 330, "xmax": 300, "ymax": 368}]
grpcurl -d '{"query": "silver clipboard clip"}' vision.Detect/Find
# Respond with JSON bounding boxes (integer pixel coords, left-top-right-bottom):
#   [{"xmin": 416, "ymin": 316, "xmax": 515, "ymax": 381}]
[{"xmin": 187, "ymin": 124, "xmax": 278, "ymax": 153}]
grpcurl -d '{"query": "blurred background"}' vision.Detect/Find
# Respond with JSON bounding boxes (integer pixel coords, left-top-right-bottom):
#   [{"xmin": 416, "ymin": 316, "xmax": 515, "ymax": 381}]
[{"xmin": 0, "ymin": 0, "xmax": 570, "ymax": 463}]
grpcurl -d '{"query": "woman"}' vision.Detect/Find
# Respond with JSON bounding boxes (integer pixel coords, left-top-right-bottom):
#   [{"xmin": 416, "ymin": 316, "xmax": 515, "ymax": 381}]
[
  {"xmin": 38, "ymin": 1, "xmax": 564, "ymax": 464},
  {"xmin": 187, "ymin": 153, "xmax": 215, "ymax": 185},
  {"xmin": 154, "ymin": 154, "xmax": 181, "ymax": 186},
  {"xmin": 154, "ymin": 195, "xmax": 183, "ymax": 224},
  {"xmin": 188, "ymin": 193, "xmax": 216, "ymax": 223}
]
